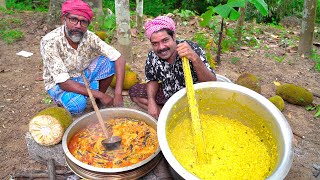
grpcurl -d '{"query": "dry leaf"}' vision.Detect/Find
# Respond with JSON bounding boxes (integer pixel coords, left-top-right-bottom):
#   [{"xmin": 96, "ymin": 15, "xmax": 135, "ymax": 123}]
[
  {"xmin": 240, "ymin": 46, "xmax": 250, "ymax": 50},
  {"xmin": 130, "ymin": 28, "xmax": 138, "ymax": 37},
  {"xmin": 273, "ymin": 81, "xmax": 281, "ymax": 86},
  {"xmin": 287, "ymin": 113, "xmax": 292, "ymax": 119},
  {"xmin": 270, "ymin": 34, "xmax": 279, "ymax": 39},
  {"xmin": 189, "ymin": 19, "xmax": 197, "ymax": 25},
  {"xmin": 268, "ymin": 44, "xmax": 279, "ymax": 48},
  {"xmin": 293, "ymin": 137, "xmax": 299, "ymax": 146}
]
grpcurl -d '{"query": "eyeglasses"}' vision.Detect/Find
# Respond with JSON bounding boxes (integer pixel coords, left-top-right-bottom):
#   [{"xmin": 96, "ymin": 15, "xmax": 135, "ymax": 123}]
[{"xmin": 67, "ymin": 16, "xmax": 89, "ymax": 28}]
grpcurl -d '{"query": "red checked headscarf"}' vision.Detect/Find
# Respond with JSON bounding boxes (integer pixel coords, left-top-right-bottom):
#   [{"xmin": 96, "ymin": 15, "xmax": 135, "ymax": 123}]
[
  {"xmin": 144, "ymin": 16, "xmax": 176, "ymax": 39},
  {"xmin": 62, "ymin": 0, "xmax": 94, "ymax": 21}
]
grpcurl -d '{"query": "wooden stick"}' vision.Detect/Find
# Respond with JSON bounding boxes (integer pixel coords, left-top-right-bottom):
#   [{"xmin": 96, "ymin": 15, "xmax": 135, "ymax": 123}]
[{"xmin": 82, "ymin": 73, "xmax": 109, "ymax": 139}]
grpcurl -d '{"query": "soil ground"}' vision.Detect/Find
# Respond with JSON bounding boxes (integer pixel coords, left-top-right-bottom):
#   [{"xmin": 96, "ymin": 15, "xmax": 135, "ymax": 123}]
[{"xmin": 0, "ymin": 11, "xmax": 320, "ymax": 179}]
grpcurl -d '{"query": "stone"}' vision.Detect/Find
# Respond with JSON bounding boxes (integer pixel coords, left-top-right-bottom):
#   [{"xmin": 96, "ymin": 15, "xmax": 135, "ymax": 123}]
[{"xmin": 25, "ymin": 132, "xmax": 66, "ymax": 166}]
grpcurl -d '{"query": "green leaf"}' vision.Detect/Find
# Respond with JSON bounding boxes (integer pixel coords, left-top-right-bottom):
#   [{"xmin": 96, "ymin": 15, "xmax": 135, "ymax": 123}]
[
  {"xmin": 315, "ymin": 107, "xmax": 320, "ymax": 118},
  {"xmin": 249, "ymin": 0, "xmax": 268, "ymax": 16},
  {"xmin": 315, "ymin": 111, "xmax": 320, "ymax": 117},
  {"xmin": 306, "ymin": 105, "xmax": 316, "ymax": 111},
  {"xmin": 214, "ymin": 4, "xmax": 232, "ymax": 19},
  {"xmin": 227, "ymin": 0, "xmax": 246, "ymax": 7},
  {"xmin": 229, "ymin": 8, "xmax": 240, "ymax": 20},
  {"xmin": 200, "ymin": 6, "xmax": 215, "ymax": 27},
  {"xmin": 214, "ymin": 3, "xmax": 241, "ymax": 20}
]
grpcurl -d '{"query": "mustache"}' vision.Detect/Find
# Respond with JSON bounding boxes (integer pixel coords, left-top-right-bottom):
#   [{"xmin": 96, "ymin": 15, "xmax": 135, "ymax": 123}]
[
  {"xmin": 157, "ymin": 48, "xmax": 170, "ymax": 54},
  {"xmin": 69, "ymin": 29, "xmax": 84, "ymax": 35}
]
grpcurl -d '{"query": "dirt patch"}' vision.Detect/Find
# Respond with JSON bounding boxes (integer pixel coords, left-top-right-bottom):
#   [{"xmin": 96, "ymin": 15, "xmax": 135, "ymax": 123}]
[{"xmin": 0, "ymin": 11, "xmax": 319, "ymax": 179}]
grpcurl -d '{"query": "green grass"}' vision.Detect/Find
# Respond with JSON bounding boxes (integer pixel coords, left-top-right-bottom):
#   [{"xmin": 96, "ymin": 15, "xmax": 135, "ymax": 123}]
[
  {"xmin": 0, "ymin": 17, "xmax": 24, "ymax": 44},
  {"xmin": 0, "ymin": 29, "xmax": 24, "ymax": 44},
  {"xmin": 42, "ymin": 96, "xmax": 53, "ymax": 105},
  {"xmin": 310, "ymin": 50, "xmax": 320, "ymax": 72},
  {"xmin": 6, "ymin": 0, "xmax": 48, "ymax": 12},
  {"xmin": 231, "ymin": 57, "xmax": 240, "ymax": 64}
]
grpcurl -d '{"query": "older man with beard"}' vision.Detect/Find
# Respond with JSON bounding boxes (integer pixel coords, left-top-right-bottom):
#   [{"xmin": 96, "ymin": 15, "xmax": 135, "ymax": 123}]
[
  {"xmin": 40, "ymin": 0, "xmax": 125, "ymax": 114},
  {"xmin": 129, "ymin": 16, "xmax": 217, "ymax": 119}
]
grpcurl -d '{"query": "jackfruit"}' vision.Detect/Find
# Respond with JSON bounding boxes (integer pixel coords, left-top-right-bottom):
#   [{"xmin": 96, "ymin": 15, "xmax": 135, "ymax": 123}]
[
  {"xmin": 29, "ymin": 107, "xmax": 72, "ymax": 146},
  {"xmin": 235, "ymin": 73, "xmax": 261, "ymax": 93},
  {"xmin": 125, "ymin": 63, "xmax": 132, "ymax": 71},
  {"xmin": 111, "ymin": 70, "xmax": 139, "ymax": 90},
  {"xmin": 268, "ymin": 95, "xmax": 285, "ymax": 111},
  {"xmin": 276, "ymin": 83, "xmax": 313, "ymax": 106}
]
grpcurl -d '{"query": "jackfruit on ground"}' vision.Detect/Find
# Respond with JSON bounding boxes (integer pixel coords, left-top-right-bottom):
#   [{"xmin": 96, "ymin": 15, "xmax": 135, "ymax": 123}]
[
  {"xmin": 268, "ymin": 95, "xmax": 285, "ymax": 111},
  {"xmin": 235, "ymin": 73, "xmax": 261, "ymax": 93},
  {"xmin": 276, "ymin": 83, "xmax": 313, "ymax": 106},
  {"xmin": 95, "ymin": 31, "xmax": 108, "ymax": 41},
  {"xmin": 111, "ymin": 70, "xmax": 139, "ymax": 90},
  {"xmin": 29, "ymin": 107, "xmax": 72, "ymax": 146}
]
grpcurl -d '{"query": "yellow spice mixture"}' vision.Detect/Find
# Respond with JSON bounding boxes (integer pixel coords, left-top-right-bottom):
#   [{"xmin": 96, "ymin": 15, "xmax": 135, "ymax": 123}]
[{"xmin": 167, "ymin": 114, "xmax": 277, "ymax": 179}]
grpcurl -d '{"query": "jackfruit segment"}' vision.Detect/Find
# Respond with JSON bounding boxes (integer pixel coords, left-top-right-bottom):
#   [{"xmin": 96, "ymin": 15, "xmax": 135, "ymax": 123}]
[
  {"xmin": 29, "ymin": 107, "xmax": 72, "ymax": 146},
  {"xmin": 29, "ymin": 115, "xmax": 64, "ymax": 146},
  {"xmin": 36, "ymin": 107, "xmax": 72, "ymax": 130}
]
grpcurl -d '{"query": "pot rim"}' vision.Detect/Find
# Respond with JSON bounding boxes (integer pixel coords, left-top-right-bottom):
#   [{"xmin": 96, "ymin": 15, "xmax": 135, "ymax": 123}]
[
  {"xmin": 62, "ymin": 107, "xmax": 161, "ymax": 173},
  {"xmin": 157, "ymin": 82, "xmax": 293, "ymax": 180}
]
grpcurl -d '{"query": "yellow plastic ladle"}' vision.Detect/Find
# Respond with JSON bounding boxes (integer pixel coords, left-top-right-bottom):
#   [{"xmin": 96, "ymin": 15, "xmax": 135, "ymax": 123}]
[{"xmin": 181, "ymin": 57, "xmax": 207, "ymax": 163}]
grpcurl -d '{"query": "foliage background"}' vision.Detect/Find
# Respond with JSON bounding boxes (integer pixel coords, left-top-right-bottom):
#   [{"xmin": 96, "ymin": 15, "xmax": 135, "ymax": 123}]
[{"xmin": 4, "ymin": 0, "xmax": 320, "ymax": 24}]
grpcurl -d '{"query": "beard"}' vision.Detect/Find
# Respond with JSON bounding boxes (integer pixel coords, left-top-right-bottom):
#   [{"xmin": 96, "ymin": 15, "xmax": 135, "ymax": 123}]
[{"xmin": 64, "ymin": 22, "xmax": 84, "ymax": 43}]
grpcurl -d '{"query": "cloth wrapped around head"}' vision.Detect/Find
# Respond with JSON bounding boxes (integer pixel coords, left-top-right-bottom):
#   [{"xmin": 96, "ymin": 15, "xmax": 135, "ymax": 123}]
[
  {"xmin": 144, "ymin": 16, "xmax": 176, "ymax": 39},
  {"xmin": 62, "ymin": 0, "xmax": 94, "ymax": 22}
]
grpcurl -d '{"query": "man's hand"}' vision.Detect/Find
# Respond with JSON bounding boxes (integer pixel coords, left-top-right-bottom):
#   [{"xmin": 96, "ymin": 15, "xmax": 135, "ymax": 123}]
[
  {"xmin": 176, "ymin": 42, "xmax": 199, "ymax": 63},
  {"xmin": 99, "ymin": 94, "xmax": 113, "ymax": 106},
  {"xmin": 113, "ymin": 93, "xmax": 124, "ymax": 107}
]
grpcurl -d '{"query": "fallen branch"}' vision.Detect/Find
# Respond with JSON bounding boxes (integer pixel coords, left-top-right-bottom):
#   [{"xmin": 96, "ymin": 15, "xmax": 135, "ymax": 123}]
[{"xmin": 293, "ymin": 131, "xmax": 305, "ymax": 139}]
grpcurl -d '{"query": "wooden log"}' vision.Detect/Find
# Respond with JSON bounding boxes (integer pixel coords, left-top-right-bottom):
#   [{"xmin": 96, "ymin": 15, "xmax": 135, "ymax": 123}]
[
  {"xmin": 13, "ymin": 169, "xmax": 74, "ymax": 179},
  {"xmin": 47, "ymin": 158, "xmax": 56, "ymax": 180}
]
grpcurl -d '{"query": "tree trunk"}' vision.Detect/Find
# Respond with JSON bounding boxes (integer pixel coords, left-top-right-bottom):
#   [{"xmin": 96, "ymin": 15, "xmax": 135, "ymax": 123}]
[
  {"xmin": 298, "ymin": 0, "xmax": 317, "ymax": 55},
  {"xmin": 235, "ymin": 5, "xmax": 246, "ymax": 44},
  {"xmin": 136, "ymin": 0, "xmax": 143, "ymax": 32},
  {"xmin": 115, "ymin": 0, "xmax": 132, "ymax": 63},
  {"xmin": 47, "ymin": 0, "xmax": 65, "ymax": 28},
  {"xmin": 0, "ymin": 0, "xmax": 6, "ymax": 9}
]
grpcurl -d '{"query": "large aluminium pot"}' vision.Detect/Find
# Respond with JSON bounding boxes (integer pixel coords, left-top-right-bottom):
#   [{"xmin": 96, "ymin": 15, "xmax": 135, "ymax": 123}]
[
  {"xmin": 62, "ymin": 108, "xmax": 161, "ymax": 179},
  {"xmin": 158, "ymin": 82, "xmax": 293, "ymax": 180}
]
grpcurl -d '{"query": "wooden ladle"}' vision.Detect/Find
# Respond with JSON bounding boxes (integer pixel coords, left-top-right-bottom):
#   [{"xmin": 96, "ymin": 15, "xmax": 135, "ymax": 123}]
[{"xmin": 81, "ymin": 73, "xmax": 121, "ymax": 150}]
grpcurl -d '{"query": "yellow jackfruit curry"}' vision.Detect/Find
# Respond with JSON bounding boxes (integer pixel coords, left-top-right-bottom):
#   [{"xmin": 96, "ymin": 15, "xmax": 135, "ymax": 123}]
[
  {"xmin": 68, "ymin": 118, "xmax": 158, "ymax": 168},
  {"xmin": 166, "ymin": 114, "xmax": 277, "ymax": 179}
]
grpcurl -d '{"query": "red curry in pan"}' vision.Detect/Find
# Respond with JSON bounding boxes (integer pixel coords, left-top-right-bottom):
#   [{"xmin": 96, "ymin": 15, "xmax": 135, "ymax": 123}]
[{"xmin": 68, "ymin": 118, "xmax": 158, "ymax": 168}]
